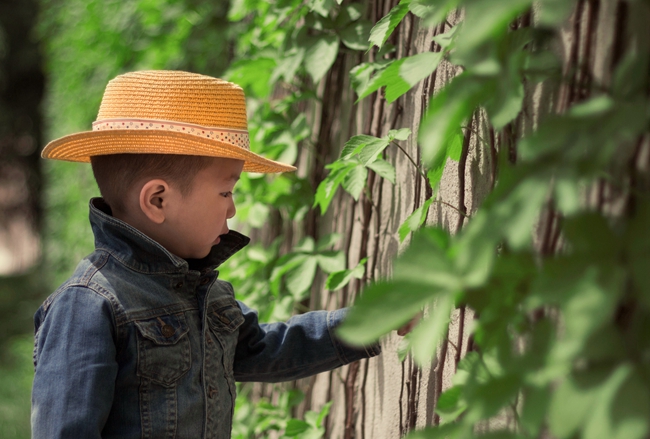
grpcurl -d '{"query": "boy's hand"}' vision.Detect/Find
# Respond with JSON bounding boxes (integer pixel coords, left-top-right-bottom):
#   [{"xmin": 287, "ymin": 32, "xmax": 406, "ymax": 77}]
[{"xmin": 397, "ymin": 314, "xmax": 421, "ymax": 336}]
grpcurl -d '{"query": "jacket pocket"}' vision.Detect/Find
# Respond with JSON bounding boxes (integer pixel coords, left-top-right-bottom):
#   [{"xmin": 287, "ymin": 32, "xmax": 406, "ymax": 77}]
[
  {"xmin": 206, "ymin": 298, "xmax": 245, "ymax": 334},
  {"xmin": 135, "ymin": 313, "xmax": 191, "ymax": 386},
  {"xmin": 206, "ymin": 298, "xmax": 244, "ymax": 376}
]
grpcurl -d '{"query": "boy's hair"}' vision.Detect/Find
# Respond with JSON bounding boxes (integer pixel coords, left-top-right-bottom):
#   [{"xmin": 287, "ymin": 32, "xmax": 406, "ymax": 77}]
[{"xmin": 90, "ymin": 154, "xmax": 214, "ymax": 214}]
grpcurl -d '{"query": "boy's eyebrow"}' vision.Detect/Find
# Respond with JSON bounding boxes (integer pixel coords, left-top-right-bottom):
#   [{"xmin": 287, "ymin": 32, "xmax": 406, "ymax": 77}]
[{"xmin": 229, "ymin": 174, "xmax": 241, "ymax": 182}]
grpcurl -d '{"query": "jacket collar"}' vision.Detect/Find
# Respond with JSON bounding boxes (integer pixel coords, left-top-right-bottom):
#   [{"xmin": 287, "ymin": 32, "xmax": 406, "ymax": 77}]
[{"xmin": 89, "ymin": 198, "xmax": 250, "ymax": 274}]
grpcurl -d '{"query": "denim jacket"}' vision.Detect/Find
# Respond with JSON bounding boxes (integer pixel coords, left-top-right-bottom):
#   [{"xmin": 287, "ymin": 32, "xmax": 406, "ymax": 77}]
[{"xmin": 32, "ymin": 198, "xmax": 380, "ymax": 439}]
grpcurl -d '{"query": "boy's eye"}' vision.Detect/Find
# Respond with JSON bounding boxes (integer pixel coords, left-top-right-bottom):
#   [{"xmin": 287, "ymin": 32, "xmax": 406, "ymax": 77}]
[{"xmin": 221, "ymin": 191, "xmax": 233, "ymax": 198}]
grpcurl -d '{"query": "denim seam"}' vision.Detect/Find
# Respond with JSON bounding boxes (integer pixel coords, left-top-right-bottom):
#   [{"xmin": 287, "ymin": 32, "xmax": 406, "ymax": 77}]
[
  {"xmin": 95, "ymin": 247, "xmax": 188, "ymax": 275},
  {"xmin": 234, "ymin": 357, "xmax": 341, "ymax": 380},
  {"xmin": 327, "ymin": 310, "xmax": 350, "ymax": 365}
]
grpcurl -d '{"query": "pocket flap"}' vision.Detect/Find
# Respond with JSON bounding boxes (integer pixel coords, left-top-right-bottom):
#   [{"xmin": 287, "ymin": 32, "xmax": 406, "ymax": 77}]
[
  {"xmin": 207, "ymin": 299, "xmax": 244, "ymax": 333},
  {"xmin": 135, "ymin": 314, "xmax": 189, "ymax": 345}
]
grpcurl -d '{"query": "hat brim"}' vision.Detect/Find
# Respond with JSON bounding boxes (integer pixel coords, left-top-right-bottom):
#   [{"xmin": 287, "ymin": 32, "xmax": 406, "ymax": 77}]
[{"xmin": 41, "ymin": 129, "xmax": 297, "ymax": 173}]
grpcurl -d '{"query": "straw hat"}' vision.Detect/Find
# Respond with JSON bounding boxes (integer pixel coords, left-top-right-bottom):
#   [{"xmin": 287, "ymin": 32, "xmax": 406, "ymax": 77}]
[{"xmin": 41, "ymin": 70, "xmax": 297, "ymax": 173}]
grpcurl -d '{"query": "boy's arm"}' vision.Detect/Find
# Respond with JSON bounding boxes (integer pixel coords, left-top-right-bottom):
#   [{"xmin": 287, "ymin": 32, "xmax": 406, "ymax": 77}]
[
  {"xmin": 32, "ymin": 286, "xmax": 118, "ymax": 439},
  {"xmin": 233, "ymin": 301, "xmax": 380, "ymax": 382}
]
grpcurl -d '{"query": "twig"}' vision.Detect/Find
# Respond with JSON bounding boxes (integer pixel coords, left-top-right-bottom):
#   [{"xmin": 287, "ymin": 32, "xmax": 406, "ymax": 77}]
[
  {"xmin": 432, "ymin": 199, "xmax": 471, "ymax": 218},
  {"xmin": 392, "ymin": 140, "xmax": 428, "ymax": 180}
]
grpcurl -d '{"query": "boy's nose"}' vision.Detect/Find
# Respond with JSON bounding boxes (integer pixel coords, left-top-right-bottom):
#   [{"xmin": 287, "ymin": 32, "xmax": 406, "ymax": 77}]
[{"xmin": 227, "ymin": 199, "xmax": 236, "ymax": 219}]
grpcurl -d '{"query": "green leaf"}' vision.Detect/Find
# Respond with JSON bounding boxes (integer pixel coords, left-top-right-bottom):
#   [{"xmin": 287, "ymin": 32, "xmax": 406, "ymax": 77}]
[
  {"xmin": 426, "ymin": 130, "xmax": 463, "ymax": 190},
  {"xmin": 226, "ymin": 57, "xmax": 277, "ymax": 98},
  {"xmin": 339, "ymin": 134, "xmax": 390, "ymax": 166},
  {"xmin": 387, "ymin": 128, "xmax": 411, "ymax": 141},
  {"xmin": 398, "ymin": 198, "xmax": 433, "ymax": 242},
  {"xmin": 286, "ymin": 257, "xmax": 318, "ymax": 298},
  {"xmin": 316, "ymin": 233, "xmax": 342, "ymax": 251},
  {"xmin": 341, "ymin": 164, "xmax": 368, "ymax": 200},
  {"xmin": 284, "ymin": 419, "xmax": 310, "ymax": 437},
  {"xmin": 485, "ymin": 77, "xmax": 524, "ymax": 130},
  {"xmin": 520, "ymin": 386, "xmax": 551, "ymax": 437},
  {"xmin": 410, "ymin": 294, "xmax": 453, "ymax": 366},
  {"xmin": 315, "ymin": 401, "xmax": 333, "ymax": 426},
  {"xmin": 368, "ymin": 0, "xmax": 411, "ymax": 49},
  {"xmin": 408, "ymin": 1, "xmax": 434, "ymax": 19},
  {"xmin": 569, "ymin": 95, "xmax": 614, "ymax": 117},
  {"xmin": 431, "ymin": 25, "xmax": 458, "ymax": 50},
  {"xmin": 309, "ymin": 0, "xmax": 336, "ymax": 17},
  {"xmin": 350, "ymin": 61, "xmax": 390, "ymax": 95},
  {"xmin": 402, "ymin": 423, "xmax": 469, "ymax": 439},
  {"xmin": 340, "ymin": 135, "xmax": 388, "ymax": 161},
  {"xmin": 358, "ymin": 58, "xmax": 411, "ymax": 103},
  {"xmin": 339, "ymin": 21, "xmax": 372, "ymax": 50},
  {"xmin": 399, "ymin": 51, "xmax": 443, "ymax": 87},
  {"xmin": 367, "ymin": 158, "xmax": 396, "ymax": 184},
  {"xmin": 418, "ymin": 74, "xmax": 488, "ymax": 167},
  {"xmin": 315, "ymin": 251, "xmax": 346, "ymax": 273},
  {"xmin": 613, "ymin": 48, "xmax": 650, "ymax": 99},
  {"xmin": 392, "ymin": 227, "xmax": 458, "ymax": 290},
  {"xmin": 470, "ymin": 374, "xmax": 521, "ymax": 420},
  {"xmin": 337, "ymin": 280, "xmax": 438, "ymax": 345},
  {"xmin": 454, "ymin": 0, "xmax": 533, "ymax": 58},
  {"xmin": 538, "ymin": 0, "xmax": 577, "ymax": 26},
  {"xmin": 272, "ymin": 47, "xmax": 306, "ymax": 83},
  {"xmin": 304, "ymin": 34, "xmax": 340, "ymax": 83},
  {"xmin": 325, "ymin": 258, "xmax": 367, "ymax": 291},
  {"xmin": 314, "ymin": 161, "xmax": 357, "ymax": 213}
]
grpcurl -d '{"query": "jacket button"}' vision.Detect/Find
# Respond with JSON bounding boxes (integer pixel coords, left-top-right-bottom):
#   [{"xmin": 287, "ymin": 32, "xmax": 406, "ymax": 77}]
[
  {"xmin": 208, "ymin": 386, "xmax": 217, "ymax": 398},
  {"xmin": 174, "ymin": 282, "xmax": 184, "ymax": 289},
  {"xmin": 199, "ymin": 277, "xmax": 210, "ymax": 285},
  {"xmin": 161, "ymin": 324, "xmax": 176, "ymax": 338}
]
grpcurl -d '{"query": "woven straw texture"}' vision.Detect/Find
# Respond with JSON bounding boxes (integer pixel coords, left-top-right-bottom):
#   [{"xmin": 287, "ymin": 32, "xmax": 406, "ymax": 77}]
[{"xmin": 41, "ymin": 70, "xmax": 296, "ymax": 173}]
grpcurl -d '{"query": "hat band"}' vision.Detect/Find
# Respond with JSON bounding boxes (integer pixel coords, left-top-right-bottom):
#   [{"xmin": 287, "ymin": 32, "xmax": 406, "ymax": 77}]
[{"xmin": 92, "ymin": 118, "xmax": 250, "ymax": 150}]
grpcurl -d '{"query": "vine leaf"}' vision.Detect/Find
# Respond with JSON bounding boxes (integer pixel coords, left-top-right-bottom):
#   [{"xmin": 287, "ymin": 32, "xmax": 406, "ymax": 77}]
[
  {"xmin": 309, "ymin": 0, "xmax": 337, "ymax": 17},
  {"xmin": 349, "ymin": 61, "xmax": 390, "ymax": 95},
  {"xmin": 340, "ymin": 134, "xmax": 391, "ymax": 164},
  {"xmin": 399, "ymin": 51, "xmax": 444, "ymax": 87},
  {"xmin": 226, "ymin": 57, "xmax": 277, "ymax": 98},
  {"xmin": 367, "ymin": 158, "xmax": 396, "ymax": 184},
  {"xmin": 418, "ymin": 73, "xmax": 488, "ymax": 166},
  {"xmin": 314, "ymin": 160, "xmax": 356, "ymax": 213},
  {"xmin": 388, "ymin": 128, "xmax": 411, "ymax": 141},
  {"xmin": 368, "ymin": 0, "xmax": 411, "ymax": 49},
  {"xmin": 455, "ymin": 0, "xmax": 533, "ymax": 58},
  {"xmin": 537, "ymin": 0, "xmax": 576, "ymax": 26},
  {"xmin": 337, "ymin": 227, "xmax": 458, "ymax": 345},
  {"xmin": 341, "ymin": 164, "xmax": 368, "ymax": 200},
  {"xmin": 270, "ymin": 236, "xmax": 345, "ymax": 300},
  {"xmin": 399, "ymin": 198, "xmax": 433, "ymax": 242},
  {"xmin": 304, "ymin": 34, "xmax": 340, "ymax": 83},
  {"xmin": 271, "ymin": 47, "xmax": 306, "ymax": 84},
  {"xmin": 435, "ymin": 385, "xmax": 467, "ymax": 424},
  {"xmin": 409, "ymin": 294, "xmax": 454, "ymax": 366},
  {"xmin": 426, "ymin": 130, "xmax": 463, "ymax": 190},
  {"xmin": 315, "ymin": 130, "xmax": 410, "ymax": 213},
  {"xmin": 325, "ymin": 258, "xmax": 367, "ymax": 291},
  {"xmin": 339, "ymin": 21, "xmax": 372, "ymax": 50},
  {"xmin": 357, "ymin": 58, "xmax": 410, "ymax": 102}
]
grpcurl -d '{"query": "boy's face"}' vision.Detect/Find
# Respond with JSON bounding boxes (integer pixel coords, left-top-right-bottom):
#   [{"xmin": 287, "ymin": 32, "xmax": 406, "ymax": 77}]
[{"xmin": 163, "ymin": 157, "xmax": 244, "ymax": 259}]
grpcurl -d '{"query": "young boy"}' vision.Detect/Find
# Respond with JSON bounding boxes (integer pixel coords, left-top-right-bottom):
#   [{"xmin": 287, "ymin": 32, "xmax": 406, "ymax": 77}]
[{"xmin": 32, "ymin": 70, "xmax": 380, "ymax": 439}]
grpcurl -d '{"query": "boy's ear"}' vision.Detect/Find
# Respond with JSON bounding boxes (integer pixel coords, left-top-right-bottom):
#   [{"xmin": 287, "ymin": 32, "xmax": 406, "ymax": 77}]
[{"xmin": 139, "ymin": 179, "xmax": 170, "ymax": 224}]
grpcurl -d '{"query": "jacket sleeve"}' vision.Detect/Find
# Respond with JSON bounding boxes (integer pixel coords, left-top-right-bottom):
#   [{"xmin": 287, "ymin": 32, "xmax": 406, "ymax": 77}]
[
  {"xmin": 233, "ymin": 301, "xmax": 380, "ymax": 382},
  {"xmin": 32, "ymin": 286, "xmax": 118, "ymax": 439}
]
